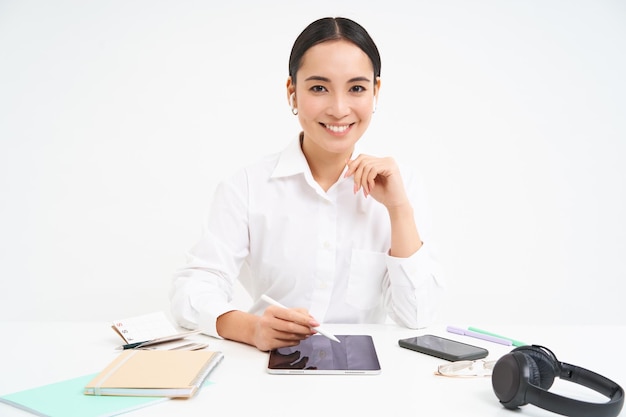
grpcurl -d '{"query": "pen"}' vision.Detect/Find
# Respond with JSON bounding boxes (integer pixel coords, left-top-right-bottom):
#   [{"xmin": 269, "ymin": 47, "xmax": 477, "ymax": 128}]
[
  {"xmin": 467, "ymin": 326, "xmax": 527, "ymax": 347},
  {"xmin": 446, "ymin": 325, "xmax": 512, "ymax": 346},
  {"xmin": 116, "ymin": 340, "xmax": 152, "ymax": 350},
  {"xmin": 260, "ymin": 294, "xmax": 341, "ymax": 343}
]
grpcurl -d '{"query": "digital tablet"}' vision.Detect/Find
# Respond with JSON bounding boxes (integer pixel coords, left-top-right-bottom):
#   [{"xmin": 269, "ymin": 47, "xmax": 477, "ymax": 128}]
[{"xmin": 267, "ymin": 335, "xmax": 381, "ymax": 375}]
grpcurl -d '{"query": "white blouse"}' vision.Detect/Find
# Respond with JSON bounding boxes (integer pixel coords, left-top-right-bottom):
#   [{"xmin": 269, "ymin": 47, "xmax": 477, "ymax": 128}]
[{"xmin": 170, "ymin": 136, "xmax": 445, "ymax": 337}]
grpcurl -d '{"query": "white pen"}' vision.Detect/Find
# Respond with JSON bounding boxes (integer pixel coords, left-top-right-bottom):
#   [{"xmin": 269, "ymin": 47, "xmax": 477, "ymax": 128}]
[{"xmin": 260, "ymin": 294, "xmax": 341, "ymax": 343}]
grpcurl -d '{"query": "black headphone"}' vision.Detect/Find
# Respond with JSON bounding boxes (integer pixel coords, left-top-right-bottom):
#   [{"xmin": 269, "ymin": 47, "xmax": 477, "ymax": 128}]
[{"xmin": 492, "ymin": 345, "xmax": 624, "ymax": 417}]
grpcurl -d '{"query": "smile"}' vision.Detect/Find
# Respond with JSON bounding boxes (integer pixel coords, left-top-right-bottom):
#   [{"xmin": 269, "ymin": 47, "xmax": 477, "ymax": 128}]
[{"xmin": 322, "ymin": 123, "xmax": 353, "ymax": 133}]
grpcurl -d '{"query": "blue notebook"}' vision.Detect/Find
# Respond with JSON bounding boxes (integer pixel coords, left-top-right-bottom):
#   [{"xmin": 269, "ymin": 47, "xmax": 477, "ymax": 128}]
[{"xmin": 0, "ymin": 373, "xmax": 167, "ymax": 417}]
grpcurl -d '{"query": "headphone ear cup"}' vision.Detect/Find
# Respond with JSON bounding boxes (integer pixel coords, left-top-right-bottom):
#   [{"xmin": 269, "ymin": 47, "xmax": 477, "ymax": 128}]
[
  {"xmin": 513, "ymin": 346, "xmax": 558, "ymax": 390},
  {"xmin": 492, "ymin": 352, "xmax": 531, "ymax": 408},
  {"xmin": 524, "ymin": 353, "xmax": 543, "ymax": 388}
]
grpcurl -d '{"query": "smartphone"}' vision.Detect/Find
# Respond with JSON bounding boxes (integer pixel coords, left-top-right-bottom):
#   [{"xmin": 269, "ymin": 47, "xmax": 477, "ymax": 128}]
[{"xmin": 398, "ymin": 334, "xmax": 488, "ymax": 361}]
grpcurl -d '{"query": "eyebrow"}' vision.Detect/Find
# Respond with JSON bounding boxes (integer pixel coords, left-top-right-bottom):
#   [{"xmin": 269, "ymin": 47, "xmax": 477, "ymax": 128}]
[{"xmin": 304, "ymin": 75, "xmax": 372, "ymax": 83}]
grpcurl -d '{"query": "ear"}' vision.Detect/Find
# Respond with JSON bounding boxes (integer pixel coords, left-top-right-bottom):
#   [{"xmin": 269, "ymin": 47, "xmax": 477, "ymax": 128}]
[
  {"xmin": 373, "ymin": 77, "xmax": 381, "ymax": 101},
  {"xmin": 286, "ymin": 77, "xmax": 296, "ymax": 105}
]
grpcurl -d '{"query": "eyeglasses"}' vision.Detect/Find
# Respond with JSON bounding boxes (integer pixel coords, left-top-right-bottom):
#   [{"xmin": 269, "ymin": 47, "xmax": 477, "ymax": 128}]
[{"xmin": 435, "ymin": 359, "xmax": 496, "ymax": 377}]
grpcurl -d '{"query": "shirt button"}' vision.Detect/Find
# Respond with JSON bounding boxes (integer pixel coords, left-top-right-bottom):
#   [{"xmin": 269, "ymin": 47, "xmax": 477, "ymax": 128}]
[{"xmin": 323, "ymin": 241, "xmax": 331, "ymax": 250}]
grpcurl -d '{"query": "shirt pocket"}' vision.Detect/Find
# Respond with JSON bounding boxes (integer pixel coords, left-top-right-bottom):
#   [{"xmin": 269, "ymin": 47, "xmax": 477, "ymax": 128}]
[{"xmin": 345, "ymin": 249, "xmax": 387, "ymax": 310}]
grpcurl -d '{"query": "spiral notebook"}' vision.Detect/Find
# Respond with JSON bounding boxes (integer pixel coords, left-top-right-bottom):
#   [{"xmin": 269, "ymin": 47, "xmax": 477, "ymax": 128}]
[{"xmin": 111, "ymin": 311, "xmax": 205, "ymax": 350}]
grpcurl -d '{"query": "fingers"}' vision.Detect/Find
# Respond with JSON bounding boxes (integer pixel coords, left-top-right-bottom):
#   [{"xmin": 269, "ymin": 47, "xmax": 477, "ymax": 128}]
[
  {"xmin": 256, "ymin": 305, "xmax": 318, "ymax": 351},
  {"xmin": 345, "ymin": 155, "xmax": 392, "ymax": 196},
  {"xmin": 344, "ymin": 155, "xmax": 410, "ymax": 208}
]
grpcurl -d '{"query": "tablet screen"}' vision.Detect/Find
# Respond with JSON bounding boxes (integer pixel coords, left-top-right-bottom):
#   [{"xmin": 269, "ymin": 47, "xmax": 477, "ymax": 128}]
[{"xmin": 267, "ymin": 335, "xmax": 381, "ymax": 375}]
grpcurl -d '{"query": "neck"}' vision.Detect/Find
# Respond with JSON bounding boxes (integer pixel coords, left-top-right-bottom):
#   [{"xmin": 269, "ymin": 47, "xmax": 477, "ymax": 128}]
[{"xmin": 300, "ymin": 135, "xmax": 352, "ymax": 192}]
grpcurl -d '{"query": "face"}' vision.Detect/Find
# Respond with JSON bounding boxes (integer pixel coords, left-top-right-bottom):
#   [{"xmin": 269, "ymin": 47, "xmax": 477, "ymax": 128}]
[{"xmin": 287, "ymin": 39, "xmax": 380, "ymax": 158}]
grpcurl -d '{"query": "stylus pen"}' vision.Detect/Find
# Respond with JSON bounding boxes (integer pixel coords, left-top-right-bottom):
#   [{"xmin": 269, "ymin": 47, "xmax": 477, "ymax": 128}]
[
  {"xmin": 467, "ymin": 326, "xmax": 527, "ymax": 347},
  {"xmin": 446, "ymin": 325, "xmax": 512, "ymax": 346},
  {"xmin": 260, "ymin": 294, "xmax": 341, "ymax": 343}
]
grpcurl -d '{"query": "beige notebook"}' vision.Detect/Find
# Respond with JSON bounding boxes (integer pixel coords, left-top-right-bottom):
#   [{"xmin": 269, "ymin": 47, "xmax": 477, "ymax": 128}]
[{"xmin": 84, "ymin": 350, "xmax": 224, "ymax": 398}]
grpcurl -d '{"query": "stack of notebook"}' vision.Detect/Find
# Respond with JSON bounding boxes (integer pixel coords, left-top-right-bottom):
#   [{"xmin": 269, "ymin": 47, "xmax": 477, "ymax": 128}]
[{"xmin": 1, "ymin": 349, "xmax": 224, "ymax": 417}]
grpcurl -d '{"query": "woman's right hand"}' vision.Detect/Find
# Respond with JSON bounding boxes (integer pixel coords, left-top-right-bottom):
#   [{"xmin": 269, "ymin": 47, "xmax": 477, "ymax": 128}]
[{"xmin": 252, "ymin": 305, "xmax": 319, "ymax": 351}]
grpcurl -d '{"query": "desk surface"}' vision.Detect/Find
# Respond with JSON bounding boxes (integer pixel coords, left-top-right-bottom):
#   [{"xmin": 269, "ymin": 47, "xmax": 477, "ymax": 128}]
[{"xmin": 0, "ymin": 322, "xmax": 623, "ymax": 417}]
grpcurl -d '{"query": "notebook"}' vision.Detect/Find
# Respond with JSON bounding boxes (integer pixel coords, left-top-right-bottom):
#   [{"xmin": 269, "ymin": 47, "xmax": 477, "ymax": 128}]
[
  {"xmin": 0, "ymin": 373, "xmax": 167, "ymax": 417},
  {"xmin": 267, "ymin": 335, "xmax": 381, "ymax": 375},
  {"xmin": 84, "ymin": 349, "xmax": 224, "ymax": 398},
  {"xmin": 112, "ymin": 311, "xmax": 205, "ymax": 350}
]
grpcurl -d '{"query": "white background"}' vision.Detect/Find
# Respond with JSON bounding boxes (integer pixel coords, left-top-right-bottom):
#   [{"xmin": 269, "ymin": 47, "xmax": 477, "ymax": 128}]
[{"xmin": 1, "ymin": 0, "xmax": 624, "ymax": 325}]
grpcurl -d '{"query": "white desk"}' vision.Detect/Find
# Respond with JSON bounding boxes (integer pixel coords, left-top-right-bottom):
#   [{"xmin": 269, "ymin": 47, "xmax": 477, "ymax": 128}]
[{"xmin": 0, "ymin": 322, "xmax": 623, "ymax": 417}]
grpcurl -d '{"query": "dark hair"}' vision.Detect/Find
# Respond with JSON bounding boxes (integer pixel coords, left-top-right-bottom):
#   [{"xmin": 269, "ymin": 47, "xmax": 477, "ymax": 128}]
[{"xmin": 288, "ymin": 17, "xmax": 381, "ymax": 84}]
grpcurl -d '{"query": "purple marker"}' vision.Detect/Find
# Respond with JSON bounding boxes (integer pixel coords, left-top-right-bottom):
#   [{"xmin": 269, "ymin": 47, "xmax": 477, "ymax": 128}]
[{"xmin": 446, "ymin": 325, "xmax": 513, "ymax": 346}]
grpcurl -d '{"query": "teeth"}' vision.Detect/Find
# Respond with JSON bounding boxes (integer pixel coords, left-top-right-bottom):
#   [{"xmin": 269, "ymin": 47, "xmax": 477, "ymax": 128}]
[{"xmin": 325, "ymin": 124, "xmax": 350, "ymax": 133}]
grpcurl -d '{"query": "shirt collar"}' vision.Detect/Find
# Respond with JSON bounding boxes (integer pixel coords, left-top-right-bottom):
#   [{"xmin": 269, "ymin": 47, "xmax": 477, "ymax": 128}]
[
  {"xmin": 270, "ymin": 132, "xmax": 367, "ymax": 181},
  {"xmin": 271, "ymin": 133, "xmax": 309, "ymax": 179}
]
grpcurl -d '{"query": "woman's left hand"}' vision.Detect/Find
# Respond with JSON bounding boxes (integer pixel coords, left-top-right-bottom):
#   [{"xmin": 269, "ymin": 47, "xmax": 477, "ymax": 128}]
[{"xmin": 344, "ymin": 154, "xmax": 410, "ymax": 209}]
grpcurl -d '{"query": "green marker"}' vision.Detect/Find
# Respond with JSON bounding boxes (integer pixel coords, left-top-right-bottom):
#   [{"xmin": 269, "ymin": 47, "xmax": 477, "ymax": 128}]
[{"xmin": 468, "ymin": 327, "xmax": 527, "ymax": 347}]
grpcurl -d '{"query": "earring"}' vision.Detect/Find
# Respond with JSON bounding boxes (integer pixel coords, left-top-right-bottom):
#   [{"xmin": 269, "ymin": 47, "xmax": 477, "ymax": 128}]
[
  {"xmin": 373, "ymin": 99, "xmax": 377, "ymax": 114},
  {"xmin": 290, "ymin": 93, "xmax": 298, "ymax": 115}
]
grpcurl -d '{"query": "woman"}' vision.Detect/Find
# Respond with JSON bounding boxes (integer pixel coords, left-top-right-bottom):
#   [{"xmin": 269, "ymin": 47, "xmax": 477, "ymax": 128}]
[{"xmin": 170, "ymin": 17, "xmax": 444, "ymax": 351}]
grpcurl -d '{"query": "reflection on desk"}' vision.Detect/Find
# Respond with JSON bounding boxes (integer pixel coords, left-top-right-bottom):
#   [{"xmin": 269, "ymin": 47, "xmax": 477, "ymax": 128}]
[{"xmin": 0, "ymin": 322, "xmax": 623, "ymax": 417}]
